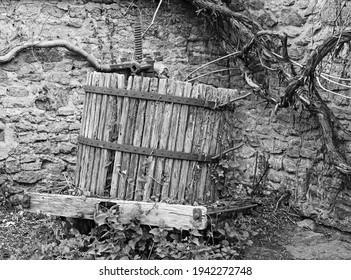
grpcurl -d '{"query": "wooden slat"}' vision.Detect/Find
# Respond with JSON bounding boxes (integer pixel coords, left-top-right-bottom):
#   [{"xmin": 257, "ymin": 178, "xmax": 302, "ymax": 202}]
[
  {"xmin": 90, "ymin": 73, "xmax": 108, "ymax": 195},
  {"xmin": 178, "ymin": 82, "xmax": 196, "ymax": 202},
  {"xmin": 86, "ymin": 73, "xmax": 102, "ymax": 194},
  {"xmin": 183, "ymin": 84, "xmax": 201, "ymax": 203},
  {"xmin": 110, "ymin": 74, "xmax": 126, "ymax": 198},
  {"xmin": 187, "ymin": 84, "xmax": 203, "ymax": 203},
  {"xmin": 192, "ymin": 84, "xmax": 208, "ymax": 203},
  {"xmin": 80, "ymin": 73, "xmax": 98, "ymax": 191},
  {"xmin": 113, "ymin": 76, "xmax": 132, "ymax": 199},
  {"xmin": 140, "ymin": 78, "xmax": 160, "ymax": 200},
  {"xmin": 143, "ymin": 78, "xmax": 167, "ymax": 200},
  {"xmin": 75, "ymin": 73, "xmax": 92, "ymax": 188},
  {"xmin": 126, "ymin": 76, "xmax": 145, "ymax": 201},
  {"xmin": 161, "ymin": 80, "xmax": 177, "ymax": 199},
  {"xmin": 205, "ymin": 87, "xmax": 225, "ymax": 202},
  {"xmin": 167, "ymin": 81, "xmax": 185, "ymax": 200},
  {"xmin": 122, "ymin": 76, "xmax": 141, "ymax": 200},
  {"xmin": 23, "ymin": 192, "xmax": 207, "ymax": 230},
  {"xmin": 95, "ymin": 74, "xmax": 114, "ymax": 195}
]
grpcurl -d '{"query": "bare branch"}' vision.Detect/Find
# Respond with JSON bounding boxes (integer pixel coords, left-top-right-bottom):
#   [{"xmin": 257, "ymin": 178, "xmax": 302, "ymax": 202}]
[{"xmin": 0, "ymin": 40, "xmax": 112, "ymax": 72}]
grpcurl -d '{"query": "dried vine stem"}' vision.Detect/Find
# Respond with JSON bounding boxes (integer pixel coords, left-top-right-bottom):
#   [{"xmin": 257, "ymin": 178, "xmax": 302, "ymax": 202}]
[{"xmin": 0, "ymin": 40, "xmax": 111, "ymax": 71}]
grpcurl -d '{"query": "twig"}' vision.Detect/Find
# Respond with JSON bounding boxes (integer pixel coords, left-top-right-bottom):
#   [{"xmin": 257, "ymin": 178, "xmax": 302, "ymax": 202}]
[
  {"xmin": 321, "ymin": 71, "xmax": 351, "ymax": 82},
  {"xmin": 316, "ymin": 76, "xmax": 351, "ymax": 99},
  {"xmin": 320, "ymin": 73, "xmax": 351, "ymax": 89},
  {"xmin": 211, "ymin": 143, "xmax": 244, "ymax": 160},
  {"xmin": 252, "ymin": 151, "xmax": 258, "ymax": 190},
  {"xmin": 184, "ymin": 51, "xmax": 241, "ymax": 81},
  {"xmin": 142, "ymin": 0, "xmax": 164, "ymax": 37},
  {"xmin": 213, "ymin": 92, "xmax": 252, "ymax": 109},
  {"xmin": 187, "ymin": 67, "xmax": 239, "ymax": 82}
]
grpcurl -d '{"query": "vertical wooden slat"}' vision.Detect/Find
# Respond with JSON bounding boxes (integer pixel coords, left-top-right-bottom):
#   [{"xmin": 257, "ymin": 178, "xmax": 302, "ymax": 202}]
[
  {"xmin": 148, "ymin": 78, "xmax": 168, "ymax": 201},
  {"xmin": 121, "ymin": 76, "xmax": 139, "ymax": 200},
  {"xmin": 94, "ymin": 74, "xmax": 113, "ymax": 195},
  {"xmin": 195, "ymin": 85, "xmax": 214, "ymax": 203},
  {"xmin": 162, "ymin": 80, "xmax": 180, "ymax": 200},
  {"xmin": 126, "ymin": 76, "xmax": 145, "ymax": 201},
  {"xmin": 86, "ymin": 73, "xmax": 104, "ymax": 194},
  {"xmin": 75, "ymin": 73, "xmax": 92, "ymax": 188},
  {"xmin": 156, "ymin": 79, "xmax": 174, "ymax": 200},
  {"xmin": 80, "ymin": 72, "xmax": 99, "ymax": 192},
  {"xmin": 90, "ymin": 73, "xmax": 108, "ymax": 194},
  {"xmin": 110, "ymin": 74, "xmax": 127, "ymax": 198},
  {"xmin": 170, "ymin": 82, "xmax": 192, "ymax": 201},
  {"xmin": 183, "ymin": 84, "xmax": 201, "ymax": 203},
  {"xmin": 142, "ymin": 78, "xmax": 165, "ymax": 200},
  {"xmin": 160, "ymin": 80, "xmax": 176, "ymax": 199},
  {"xmin": 177, "ymin": 82, "xmax": 195, "ymax": 202},
  {"xmin": 168, "ymin": 81, "xmax": 186, "ymax": 200}
]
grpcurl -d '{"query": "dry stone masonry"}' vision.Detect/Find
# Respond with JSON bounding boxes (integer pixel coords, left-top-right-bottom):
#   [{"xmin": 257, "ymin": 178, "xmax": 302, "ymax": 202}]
[{"xmin": 0, "ymin": 0, "xmax": 350, "ymax": 231}]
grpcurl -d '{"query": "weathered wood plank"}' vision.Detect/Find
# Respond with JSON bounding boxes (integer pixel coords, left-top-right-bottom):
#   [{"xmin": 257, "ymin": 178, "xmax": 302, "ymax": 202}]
[
  {"xmin": 75, "ymin": 73, "xmax": 92, "ymax": 188},
  {"xmin": 86, "ymin": 73, "xmax": 103, "ymax": 194},
  {"xmin": 113, "ymin": 76, "xmax": 132, "ymax": 199},
  {"xmin": 161, "ymin": 80, "xmax": 177, "ymax": 199},
  {"xmin": 140, "ymin": 78, "xmax": 159, "ymax": 200},
  {"xmin": 110, "ymin": 74, "xmax": 126, "ymax": 198},
  {"xmin": 198, "ymin": 85, "xmax": 215, "ymax": 203},
  {"xmin": 129, "ymin": 77, "xmax": 150, "ymax": 201},
  {"xmin": 123, "ymin": 76, "xmax": 143, "ymax": 200},
  {"xmin": 191, "ymin": 84, "xmax": 207, "ymax": 203},
  {"xmin": 167, "ymin": 81, "xmax": 185, "ymax": 200},
  {"xmin": 80, "ymin": 72, "xmax": 99, "ymax": 191},
  {"xmin": 177, "ymin": 82, "xmax": 195, "ymax": 202},
  {"xmin": 95, "ymin": 74, "xmax": 114, "ymax": 195},
  {"xmin": 143, "ymin": 78, "xmax": 167, "ymax": 200},
  {"xmin": 184, "ymin": 84, "xmax": 201, "ymax": 203},
  {"xmin": 23, "ymin": 192, "xmax": 207, "ymax": 230}
]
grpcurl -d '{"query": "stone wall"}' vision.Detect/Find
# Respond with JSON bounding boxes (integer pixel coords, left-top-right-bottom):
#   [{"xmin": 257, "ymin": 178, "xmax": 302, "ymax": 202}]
[{"xmin": 0, "ymin": 0, "xmax": 350, "ymax": 231}]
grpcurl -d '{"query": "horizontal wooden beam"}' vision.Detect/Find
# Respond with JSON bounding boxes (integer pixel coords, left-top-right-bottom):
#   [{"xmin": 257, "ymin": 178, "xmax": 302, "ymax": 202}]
[{"xmin": 22, "ymin": 192, "xmax": 207, "ymax": 230}]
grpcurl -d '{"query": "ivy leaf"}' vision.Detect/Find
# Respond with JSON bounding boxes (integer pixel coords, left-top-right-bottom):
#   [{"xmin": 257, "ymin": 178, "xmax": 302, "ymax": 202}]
[
  {"xmin": 190, "ymin": 229, "xmax": 203, "ymax": 237},
  {"xmin": 192, "ymin": 237, "xmax": 200, "ymax": 246},
  {"xmin": 149, "ymin": 228, "xmax": 160, "ymax": 236},
  {"xmin": 94, "ymin": 213, "xmax": 108, "ymax": 226}
]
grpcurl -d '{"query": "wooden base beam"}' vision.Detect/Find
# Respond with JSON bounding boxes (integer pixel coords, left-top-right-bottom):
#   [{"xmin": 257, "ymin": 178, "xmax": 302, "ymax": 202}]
[{"xmin": 20, "ymin": 192, "xmax": 207, "ymax": 230}]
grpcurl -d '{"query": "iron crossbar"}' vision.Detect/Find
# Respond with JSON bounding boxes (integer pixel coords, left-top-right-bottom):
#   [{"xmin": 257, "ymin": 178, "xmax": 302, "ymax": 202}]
[
  {"xmin": 78, "ymin": 136, "xmax": 214, "ymax": 162},
  {"xmin": 84, "ymin": 85, "xmax": 217, "ymax": 109}
]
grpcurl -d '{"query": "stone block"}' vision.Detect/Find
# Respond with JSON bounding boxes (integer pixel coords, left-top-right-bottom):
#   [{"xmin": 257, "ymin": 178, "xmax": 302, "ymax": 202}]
[
  {"xmin": 280, "ymin": 9, "xmax": 306, "ymax": 27},
  {"xmin": 21, "ymin": 161, "xmax": 42, "ymax": 171},
  {"xmin": 283, "ymin": 157, "xmax": 299, "ymax": 173},
  {"xmin": 13, "ymin": 170, "xmax": 46, "ymax": 184},
  {"xmin": 49, "ymin": 122, "xmax": 70, "ymax": 133},
  {"xmin": 5, "ymin": 158, "xmax": 21, "ymax": 173},
  {"xmin": 7, "ymin": 87, "xmax": 29, "ymax": 97},
  {"xmin": 57, "ymin": 106, "xmax": 75, "ymax": 116},
  {"xmin": 58, "ymin": 142, "xmax": 76, "ymax": 154},
  {"xmin": 240, "ymin": 145, "xmax": 256, "ymax": 159}
]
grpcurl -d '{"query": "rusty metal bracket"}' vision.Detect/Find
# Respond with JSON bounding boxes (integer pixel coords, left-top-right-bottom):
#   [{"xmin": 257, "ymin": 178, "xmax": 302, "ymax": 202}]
[
  {"xmin": 84, "ymin": 85, "xmax": 216, "ymax": 109},
  {"xmin": 78, "ymin": 136, "xmax": 214, "ymax": 162},
  {"xmin": 193, "ymin": 208, "xmax": 202, "ymax": 222}
]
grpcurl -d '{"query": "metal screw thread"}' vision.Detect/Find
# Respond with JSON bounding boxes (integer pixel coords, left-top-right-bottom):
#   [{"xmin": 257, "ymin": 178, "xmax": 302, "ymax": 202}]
[{"xmin": 134, "ymin": 17, "xmax": 143, "ymax": 62}]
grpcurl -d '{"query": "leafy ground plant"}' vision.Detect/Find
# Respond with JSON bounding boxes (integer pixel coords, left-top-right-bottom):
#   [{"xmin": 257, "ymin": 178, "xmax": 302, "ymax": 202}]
[{"xmin": 0, "ymin": 201, "xmax": 257, "ymax": 260}]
